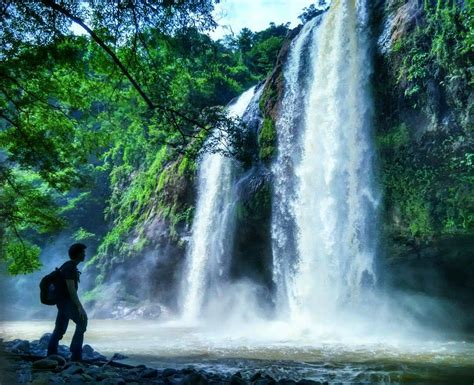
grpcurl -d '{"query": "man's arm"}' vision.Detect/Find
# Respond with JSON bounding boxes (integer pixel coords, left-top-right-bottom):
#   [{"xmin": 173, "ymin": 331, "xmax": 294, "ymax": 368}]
[{"xmin": 66, "ymin": 280, "xmax": 87, "ymax": 320}]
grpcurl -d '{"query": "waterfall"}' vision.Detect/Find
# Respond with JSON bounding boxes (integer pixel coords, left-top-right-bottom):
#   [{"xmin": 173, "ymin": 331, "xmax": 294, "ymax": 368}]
[
  {"xmin": 181, "ymin": 87, "xmax": 256, "ymax": 321},
  {"xmin": 272, "ymin": 0, "xmax": 380, "ymax": 325}
]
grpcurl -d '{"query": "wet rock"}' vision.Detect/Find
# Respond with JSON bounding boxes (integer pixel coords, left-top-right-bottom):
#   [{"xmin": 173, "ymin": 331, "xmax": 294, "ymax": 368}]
[
  {"xmin": 49, "ymin": 375, "xmax": 66, "ymax": 385},
  {"xmin": 167, "ymin": 373, "xmax": 185, "ymax": 385},
  {"xmin": 96, "ymin": 369, "xmax": 120, "ymax": 381},
  {"xmin": 101, "ymin": 378, "xmax": 126, "ymax": 385},
  {"xmin": 163, "ymin": 368, "xmax": 178, "ymax": 377},
  {"xmin": 84, "ymin": 366, "xmax": 101, "ymax": 378},
  {"xmin": 81, "ymin": 373, "xmax": 94, "ymax": 382},
  {"xmin": 39, "ymin": 333, "xmax": 51, "ymax": 347},
  {"xmin": 30, "ymin": 373, "xmax": 52, "ymax": 385},
  {"xmin": 254, "ymin": 379, "xmax": 276, "ymax": 385},
  {"xmin": 82, "ymin": 343, "xmax": 107, "ymax": 361},
  {"xmin": 82, "ymin": 344, "xmax": 94, "ymax": 356},
  {"xmin": 65, "ymin": 373, "xmax": 86, "ymax": 383},
  {"xmin": 57, "ymin": 345, "xmax": 71, "ymax": 358},
  {"xmin": 297, "ymin": 381, "xmax": 321, "ymax": 385},
  {"xmin": 231, "ymin": 374, "xmax": 248, "ymax": 385},
  {"xmin": 250, "ymin": 372, "xmax": 263, "ymax": 382},
  {"xmin": 11, "ymin": 339, "xmax": 30, "ymax": 354},
  {"xmin": 47, "ymin": 354, "xmax": 67, "ymax": 367},
  {"xmin": 62, "ymin": 363, "xmax": 84, "ymax": 375},
  {"xmin": 277, "ymin": 380, "xmax": 297, "ymax": 385},
  {"xmin": 140, "ymin": 368, "xmax": 158, "ymax": 378},
  {"xmin": 32, "ymin": 358, "xmax": 58, "ymax": 370},
  {"xmin": 181, "ymin": 371, "xmax": 208, "ymax": 385},
  {"xmin": 113, "ymin": 352, "xmax": 128, "ymax": 360}
]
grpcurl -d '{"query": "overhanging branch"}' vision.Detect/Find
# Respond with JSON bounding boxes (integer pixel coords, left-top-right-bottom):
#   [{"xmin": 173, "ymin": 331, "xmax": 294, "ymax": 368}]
[{"xmin": 40, "ymin": 0, "xmax": 156, "ymax": 109}]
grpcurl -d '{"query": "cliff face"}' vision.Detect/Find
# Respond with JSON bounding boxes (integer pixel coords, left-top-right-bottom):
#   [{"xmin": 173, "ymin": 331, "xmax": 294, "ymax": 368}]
[
  {"xmin": 90, "ymin": 1, "xmax": 472, "ymax": 322},
  {"xmin": 372, "ymin": 0, "xmax": 473, "ymax": 324},
  {"xmin": 253, "ymin": 0, "xmax": 473, "ymax": 324}
]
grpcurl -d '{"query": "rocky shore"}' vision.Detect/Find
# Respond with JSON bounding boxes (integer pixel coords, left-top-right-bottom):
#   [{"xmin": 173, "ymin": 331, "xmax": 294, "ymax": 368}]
[{"xmin": 1, "ymin": 336, "xmax": 327, "ymax": 385}]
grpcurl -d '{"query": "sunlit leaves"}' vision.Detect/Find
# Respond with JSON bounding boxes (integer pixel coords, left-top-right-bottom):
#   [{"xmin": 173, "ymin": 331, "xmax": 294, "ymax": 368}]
[{"xmin": 2, "ymin": 241, "xmax": 42, "ymax": 275}]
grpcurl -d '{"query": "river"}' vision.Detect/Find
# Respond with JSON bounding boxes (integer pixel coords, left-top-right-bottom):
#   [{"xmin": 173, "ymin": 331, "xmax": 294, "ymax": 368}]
[{"xmin": 1, "ymin": 320, "xmax": 473, "ymax": 384}]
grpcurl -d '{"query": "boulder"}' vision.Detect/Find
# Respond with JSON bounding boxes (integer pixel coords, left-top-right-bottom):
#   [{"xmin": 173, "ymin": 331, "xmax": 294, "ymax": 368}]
[
  {"xmin": 39, "ymin": 333, "xmax": 51, "ymax": 347},
  {"xmin": 167, "ymin": 373, "xmax": 185, "ymax": 385},
  {"xmin": 181, "ymin": 372, "xmax": 208, "ymax": 385},
  {"xmin": 30, "ymin": 373, "xmax": 52, "ymax": 385},
  {"xmin": 140, "ymin": 368, "xmax": 158, "ymax": 378},
  {"xmin": 47, "ymin": 354, "xmax": 67, "ymax": 367},
  {"xmin": 254, "ymin": 379, "xmax": 276, "ymax": 385},
  {"xmin": 231, "ymin": 374, "xmax": 248, "ymax": 385},
  {"xmin": 62, "ymin": 363, "xmax": 84, "ymax": 376},
  {"xmin": 163, "ymin": 368, "xmax": 178, "ymax": 377},
  {"xmin": 250, "ymin": 372, "xmax": 263, "ymax": 382},
  {"xmin": 82, "ymin": 344, "xmax": 94, "ymax": 356},
  {"xmin": 113, "ymin": 352, "xmax": 128, "ymax": 360},
  {"xmin": 32, "ymin": 358, "xmax": 58, "ymax": 370},
  {"xmin": 82, "ymin": 344, "xmax": 107, "ymax": 361},
  {"xmin": 101, "ymin": 378, "xmax": 126, "ymax": 385},
  {"xmin": 11, "ymin": 339, "xmax": 30, "ymax": 354}
]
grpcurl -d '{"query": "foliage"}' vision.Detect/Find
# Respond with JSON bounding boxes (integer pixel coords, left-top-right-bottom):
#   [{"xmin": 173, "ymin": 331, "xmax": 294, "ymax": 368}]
[
  {"xmin": 73, "ymin": 228, "xmax": 96, "ymax": 242},
  {"xmin": 374, "ymin": 1, "xmax": 473, "ymax": 245},
  {"xmin": 390, "ymin": 1, "xmax": 472, "ymax": 126},
  {"xmin": 0, "ymin": 169, "xmax": 65, "ymax": 274},
  {"xmin": 258, "ymin": 118, "xmax": 277, "ymax": 161},
  {"xmin": 1, "ymin": 0, "xmax": 284, "ymax": 274},
  {"xmin": 298, "ymin": 1, "xmax": 330, "ymax": 24},
  {"xmin": 0, "ymin": 0, "xmax": 252, "ymax": 272},
  {"xmin": 3, "ymin": 241, "xmax": 42, "ymax": 275},
  {"xmin": 223, "ymin": 23, "xmax": 290, "ymax": 79},
  {"xmin": 378, "ymin": 128, "xmax": 473, "ymax": 240}
]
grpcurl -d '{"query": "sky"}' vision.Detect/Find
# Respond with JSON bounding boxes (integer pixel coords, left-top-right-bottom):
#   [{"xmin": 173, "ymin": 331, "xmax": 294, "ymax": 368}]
[
  {"xmin": 70, "ymin": 1, "xmax": 317, "ymax": 39},
  {"xmin": 210, "ymin": 0, "xmax": 316, "ymax": 39}
]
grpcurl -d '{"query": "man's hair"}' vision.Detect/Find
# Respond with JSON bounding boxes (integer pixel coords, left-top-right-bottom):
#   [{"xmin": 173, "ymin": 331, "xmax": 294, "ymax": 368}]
[{"xmin": 68, "ymin": 243, "xmax": 87, "ymax": 259}]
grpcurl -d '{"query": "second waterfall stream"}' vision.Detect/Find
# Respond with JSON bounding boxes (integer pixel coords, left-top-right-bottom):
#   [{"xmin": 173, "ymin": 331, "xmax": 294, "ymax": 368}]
[{"xmin": 180, "ymin": 87, "xmax": 256, "ymax": 322}]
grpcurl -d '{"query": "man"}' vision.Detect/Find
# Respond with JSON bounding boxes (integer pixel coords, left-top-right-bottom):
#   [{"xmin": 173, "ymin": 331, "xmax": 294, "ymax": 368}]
[{"xmin": 47, "ymin": 243, "xmax": 88, "ymax": 361}]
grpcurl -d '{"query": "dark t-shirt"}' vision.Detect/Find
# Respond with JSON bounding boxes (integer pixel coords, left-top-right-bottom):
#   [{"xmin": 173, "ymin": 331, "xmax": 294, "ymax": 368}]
[{"xmin": 59, "ymin": 260, "xmax": 80, "ymax": 299}]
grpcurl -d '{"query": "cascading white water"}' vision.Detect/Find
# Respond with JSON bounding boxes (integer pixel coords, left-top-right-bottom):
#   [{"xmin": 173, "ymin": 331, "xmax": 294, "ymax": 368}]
[
  {"xmin": 271, "ymin": 16, "xmax": 322, "ymax": 316},
  {"xmin": 181, "ymin": 87, "xmax": 256, "ymax": 321},
  {"xmin": 273, "ymin": 0, "xmax": 380, "ymax": 325}
]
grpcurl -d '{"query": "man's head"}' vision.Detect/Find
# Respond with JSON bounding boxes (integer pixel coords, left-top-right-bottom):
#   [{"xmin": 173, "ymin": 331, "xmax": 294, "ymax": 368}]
[{"xmin": 68, "ymin": 243, "xmax": 87, "ymax": 263}]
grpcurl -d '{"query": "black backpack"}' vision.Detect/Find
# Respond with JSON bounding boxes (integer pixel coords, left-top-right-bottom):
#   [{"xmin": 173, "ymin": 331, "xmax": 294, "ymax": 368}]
[{"xmin": 39, "ymin": 268, "xmax": 63, "ymax": 305}]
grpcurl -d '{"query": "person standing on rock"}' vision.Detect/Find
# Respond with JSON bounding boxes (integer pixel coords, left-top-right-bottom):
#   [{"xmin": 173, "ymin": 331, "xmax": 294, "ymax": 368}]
[{"xmin": 47, "ymin": 243, "xmax": 88, "ymax": 361}]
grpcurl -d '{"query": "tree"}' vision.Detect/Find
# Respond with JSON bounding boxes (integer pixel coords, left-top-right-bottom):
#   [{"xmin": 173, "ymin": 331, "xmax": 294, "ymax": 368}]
[
  {"xmin": 298, "ymin": 1, "xmax": 329, "ymax": 24},
  {"xmin": 0, "ymin": 0, "xmax": 233, "ymax": 274}
]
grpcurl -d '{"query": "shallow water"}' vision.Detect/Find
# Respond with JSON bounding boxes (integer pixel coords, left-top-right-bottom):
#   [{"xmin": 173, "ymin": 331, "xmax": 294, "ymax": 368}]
[{"xmin": 1, "ymin": 320, "xmax": 473, "ymax": 384}]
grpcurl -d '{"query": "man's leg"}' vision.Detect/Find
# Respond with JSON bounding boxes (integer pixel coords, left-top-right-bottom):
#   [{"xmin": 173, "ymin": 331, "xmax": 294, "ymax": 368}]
[
  {"xmin": 47, "ymin": 306, "xmax": 69, "ymax": 356},
  {"xmin": 68, "ymin": 303, "xmax": 87, "ymax": 361}
]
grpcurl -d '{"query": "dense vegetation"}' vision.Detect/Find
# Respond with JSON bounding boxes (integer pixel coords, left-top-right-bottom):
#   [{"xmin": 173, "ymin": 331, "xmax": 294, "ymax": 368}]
[
  {"xmin": 374, "ymin": 0, "xmax": 473, "ymax": 246},
  {"xmin": 0, "ymin": 0, "xmax": 289, "ymax": 276},
  {"xmin": 1, "ymin": 0, "xmax": 471, "ymax": 313}
]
